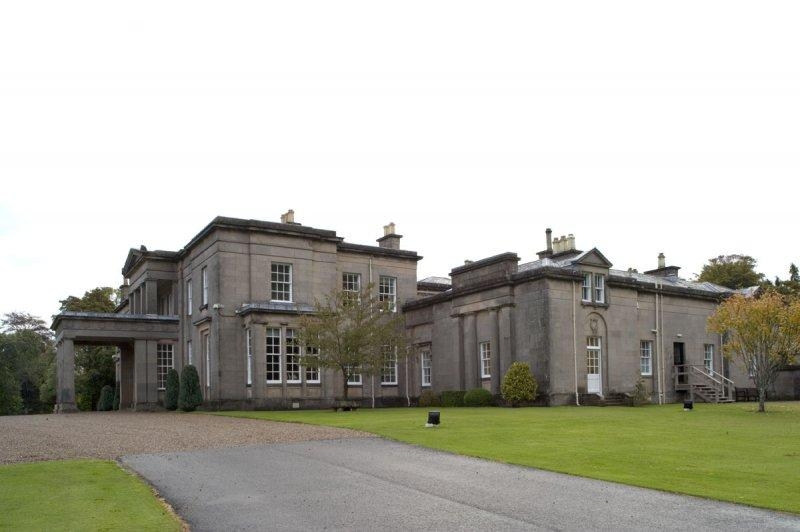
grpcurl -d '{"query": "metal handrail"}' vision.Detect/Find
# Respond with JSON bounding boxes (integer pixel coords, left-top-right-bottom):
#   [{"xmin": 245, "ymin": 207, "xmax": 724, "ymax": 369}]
[{"xmin": 674, "ymin": 365, "xmax": 733, "ymax": 401}]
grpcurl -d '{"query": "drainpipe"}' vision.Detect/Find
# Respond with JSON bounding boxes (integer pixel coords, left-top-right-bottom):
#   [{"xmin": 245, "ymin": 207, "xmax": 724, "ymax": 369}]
[
  {"xmin": 659, "ymin": 284, "xmax": 666, "ymax": 404},
  {"xmin": 655, "ymin": 286, "xmax": 661, "ymax": 404},
  {"xmin": 573, "ymin": 281, "xmax": 579, "ymax": 406}
]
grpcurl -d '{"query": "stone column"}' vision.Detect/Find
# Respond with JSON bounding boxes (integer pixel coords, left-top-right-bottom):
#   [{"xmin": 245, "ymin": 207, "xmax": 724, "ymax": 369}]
[
  {"xmin": 489, "ymin": 309, "xmax": 500, "ymax": 394},
  {"xmin": 134, "ymin": 339, "xmax": 149, "ymax": 409},
  {"xmin": 463, "ymin": 313, "xmax": 478, "ymax": 389},
  {"xmin": 120, "ymin": 343, "xmax": 135, "ymax": 409},
  {"xmin": 145, "ymin": 280, "xmax": 158, "ymax": 315},
  {"xmin": 499, "ymin": 305, "xmax": 514, "ymax": 377},
  {"xmin": 55, "ymin": 339, "xmax": 78, "ymax": 413},
  {"xmin": 456, "ymin": 315, "xmax": 465, "ymax": 390}
]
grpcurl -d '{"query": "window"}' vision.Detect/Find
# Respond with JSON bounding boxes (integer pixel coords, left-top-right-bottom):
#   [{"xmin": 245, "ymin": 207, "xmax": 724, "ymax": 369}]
[
  {"xmin": 479, "ymin": 341, "xmax": 491, "ymax": 378},
  {"xmin": 201, "ymin": 267, "xmax": 208, "ymax": 307},
  {"xmin": 187, "ymin": 340, "xmax": 193, "ymax": 366},
  {"xmin": 587, "ymin": 337, "xmax": 601, "ymax": 374},
  {"xmin": 581, "ymin": 272, "xmax": 606, "ymax": 304},
  {"xmin": 347, "ymin": 367, "xmax": 362, "ymax": 385},
  {"xmin": 186, "ymin": 280, "xmax": 193, "ymax": 316},
  {"xmin": 381, "ymin": 347, "xmax": 397, "ymax": 385},
  {"xmin": 246, "ymin": 328, "xmax": 253, "ymax": 387},
  {"xmin": 266, "ymin": 328, "xmax": 281, "ymax": 383},
  {"xmin": 420, "ymin": 350, "xmax": 432, "ymax": 387},
  {"xmin": 342, "ymin": 272, "xmax": 361, "ymax": 302},
  {"xmin": 285, "ymin": 328, "xmax": 301, "ymax": 383},
  {"xmin": 305, "ymin": 346, "xmax": 320, "ymax": 383},
  {"xmin": 156, "ymin": 343, "xmax": 174, "ymax": 390},
  {"xmin": 581, "ymin": 273, "xmax": 592, "ymax": 301},
  {"xmin": 271, "ymin": 263, "xmax": 292, "ymax": 301},
  {"xmin": 203, "ymin": 331, "xmax": 211, "ymax": 388},
  {"xmin": 704, "ymin": 344, "xmax": 714, "ymax": 374},
  {"xmin": 593, "ymin": 274, "xmax": 605, "ymax": 303},
  {"xmin": 379, "ymin": 276, "xmax": 397, "ymax": 311},
  {"xmin": 640, "ymin": 340, "xmax": 653, "ymax": 376}
]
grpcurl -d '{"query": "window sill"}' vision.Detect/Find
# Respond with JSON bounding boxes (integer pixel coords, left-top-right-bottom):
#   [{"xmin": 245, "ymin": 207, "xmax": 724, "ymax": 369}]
[
  {"xmin": 270, "ymin": 299, "xmax": 293, "ymax": 304},
  {"xmin": 381, "ymin": 383, "xmax": 398, "ymax": 387},
  {"xmin": 481, "ymin": 376, "xmax": 491, "ymax": 380},
  {"xmin": 422, "ymin": 384, "xmax": 432, "ymax": 388},
  {"xmin": 581, "ymin": 301, "xmax": 609, "ymax": 309}
]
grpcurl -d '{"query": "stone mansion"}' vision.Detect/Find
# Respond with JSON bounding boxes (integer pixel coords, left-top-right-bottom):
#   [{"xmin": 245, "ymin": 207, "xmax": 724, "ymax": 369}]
[{"xmin": 51, "ymin": 213, "xmax": 796, "ymax": 411}]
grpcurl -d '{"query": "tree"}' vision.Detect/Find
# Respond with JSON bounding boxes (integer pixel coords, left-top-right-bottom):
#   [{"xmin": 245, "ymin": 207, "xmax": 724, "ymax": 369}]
[
  {"xmin": 708, "ymin": 290, "xmax": 800, "ymax": 412},
  {"xmin": 697, "ymin": 255, "xmax": 765, "ymax": 289},
  {"xmin": 59, "ymin": 287, "xmax": 118, "ymax": 410},
  {"xmin": 178, "ymin": 365, "xmax": 203, "ymax": 412},
  {"xmin": 0, "ymin": 313, "xmax": 56, "ymax": 414},
  {"xmin": 298, "ymin": 286, "xmax": 408, "ymax": 401},
  {"xmin": 501, "ymin": 362, "xmax": 538, "ymax": 407},
  {"xmin": 773, "ymin": 263, "xmax": 800, "ymax": 300}
]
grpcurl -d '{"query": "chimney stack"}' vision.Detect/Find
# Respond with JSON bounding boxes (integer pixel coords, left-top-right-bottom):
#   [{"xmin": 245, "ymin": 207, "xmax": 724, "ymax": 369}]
[
  {"xmin": 377, "ymin": 222, "xmax": 402, "ymax": 249},
  {"xmin": 546, "ymin": 228, "xmax": 553, "ymax": 253},
  {"xmin": 658, "ymin": 252, "xmax": 665, "ymax": 269},
  {"xmin": 280, "ymin": 209, "xmax": 298, "ymax": 224}
]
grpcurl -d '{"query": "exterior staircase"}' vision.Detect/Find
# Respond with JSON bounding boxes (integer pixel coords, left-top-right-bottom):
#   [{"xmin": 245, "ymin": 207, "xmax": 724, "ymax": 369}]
[
  {"xmin": 579, "ymin": 392, "xmax": 630, "ymax": 407},
  {"xmin": 674, "ymin": 365, "xmax": 734, "ymax": 403}
]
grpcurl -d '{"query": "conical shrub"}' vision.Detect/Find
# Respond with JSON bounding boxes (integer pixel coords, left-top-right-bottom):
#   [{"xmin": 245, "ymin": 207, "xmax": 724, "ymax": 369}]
[
  {"xmin": 178, "ymin": 364, "xmax": 203, "ymax": 412},
  {"xmin": 97, "ymin": 385, "xmax": 115, "ymax": 411},
  {"xmin": 164, "ymin": 368, "xmax": 180, "ymax": 411}
]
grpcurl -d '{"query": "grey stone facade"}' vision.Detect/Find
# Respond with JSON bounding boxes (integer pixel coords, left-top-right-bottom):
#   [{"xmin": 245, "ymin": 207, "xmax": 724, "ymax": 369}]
[
  {"xmin": 52, "ymin": 219, "xmax": 796, "ymax": 412},
  {"xmin": 403, "ymin": 231, "xmax": 782, "ymax": 406}
]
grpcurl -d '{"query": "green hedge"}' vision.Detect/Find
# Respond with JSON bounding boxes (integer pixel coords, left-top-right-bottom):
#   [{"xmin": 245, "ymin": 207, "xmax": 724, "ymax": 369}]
[
  {"xmin": 440, "ymin": 390, "xmax": 466, "ymax": 407},
  {"xmin": 501, "ymin": 362, "xmax": 538, "ymax": 406},
  {"xmin": 463, "ymin": 387, "xmax": 494, "ymax": 407},
  {"xmin": 418, "ymin": 390, "xmax": 441, "ymax": 407}
]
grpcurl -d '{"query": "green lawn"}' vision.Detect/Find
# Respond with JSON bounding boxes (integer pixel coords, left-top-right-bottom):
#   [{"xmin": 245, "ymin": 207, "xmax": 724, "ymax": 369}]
[
  {"xmin": 0, "ymin": 459, "xmax": 182, "ymax": 531},
  {"xmin": 213, "ymin": 402, "xmax": 800, "ymax": 514}
]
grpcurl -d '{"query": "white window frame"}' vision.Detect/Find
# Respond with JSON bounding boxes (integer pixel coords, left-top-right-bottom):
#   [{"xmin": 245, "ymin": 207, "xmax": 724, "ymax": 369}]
[
  {"xmin": 285, "ymin": 328, "xmax": 301, "ymax": 384},
  {"xmin": 421, "ymin": 349, "xmax": 432, "ymax": 387},
  {"xmin": 347, "ymin": 367, "xmax": 362, "ymax": 385},
  {"xmin": 593, "ymin": 274, "xmax": 605, "ymax": 303},
  {"xmin": 186, "ymin": 279, "xmax": 193, "ymax": 316},
  {"xmin": 581, "ymin": 273, "xmax": 592, "ymax": 301},
  {"xmin": 156, "ymin": 343, "xmax": 174, "ymax": 390},
  {"xmin": 640, "ymin": 340, "xmax": 653, "ymax": 376},
  {"xmin": 187, "ymin": 340, "xmax": 193, "ymax": 366},
  {"xmin": 271, "ymin": 263, "xmax": 293, "ymax": 302},
  {"xmin": 304, "ymin": 346, "xmax": 320, "ymax": 384},
  {"xmin": 704, "ymin": 344, "xmax": 714, "ymax": 374},
  {"xmin": 381, "ymin": 347, "xmax": 398, "ymax": 385},
  {"xmin": 586, "ymin": 336, "xmax": 601, "ymax": 374},
  {"xmin": 479, "ymin": 341, "xmax": 492, "ymax": 379},
  {"xmin": 342, "ymin": 272, "xmax": 361, "ymax": 296},
  {"xmin": 246, "ymin": 328, "xmax": 253, "ymax": 386},
  {"xmin": 379, "ymin": 275, "xmax": 397, "ymax": 312},
  {"xmin": 201, "ymin": 267, "xmax": 208, "ymax": 307},
  {"xmin": 266, "ymin": 328, "xmax": 282, "ymax": 383}
]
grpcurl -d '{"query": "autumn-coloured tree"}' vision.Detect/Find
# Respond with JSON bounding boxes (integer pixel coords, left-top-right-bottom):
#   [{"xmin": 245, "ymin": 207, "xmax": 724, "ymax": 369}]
[
  {"xmin": 298, "ymin": 285, "xmax": 407, "ymax": 401},
  {"xmin": 708, "ymin": 290, "xmax": 800, "ymax": 412}
]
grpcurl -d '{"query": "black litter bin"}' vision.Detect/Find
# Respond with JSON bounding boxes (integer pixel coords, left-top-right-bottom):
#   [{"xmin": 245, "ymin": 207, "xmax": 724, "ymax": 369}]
[{"xmin": 427, "ymin": 411, "xmax": 440, "ymax": 425}]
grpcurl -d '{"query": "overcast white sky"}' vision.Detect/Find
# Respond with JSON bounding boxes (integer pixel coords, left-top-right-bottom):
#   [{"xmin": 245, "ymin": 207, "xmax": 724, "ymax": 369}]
[{"xmin": 1, "ymin": 1, "xmax": 799, "ymax": 323}]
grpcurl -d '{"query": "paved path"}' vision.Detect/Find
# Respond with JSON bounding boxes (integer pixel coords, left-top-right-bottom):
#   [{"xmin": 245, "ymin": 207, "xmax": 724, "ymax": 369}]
[{"xmin": 122, "ymin": 438, "xmax": 800, "ymax": 531}]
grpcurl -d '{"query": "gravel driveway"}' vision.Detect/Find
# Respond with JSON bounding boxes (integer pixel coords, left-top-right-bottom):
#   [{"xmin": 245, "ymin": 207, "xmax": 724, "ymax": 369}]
[{"xmin": 0, "ymin": 412, "xmax": 366, "ymax": 464}]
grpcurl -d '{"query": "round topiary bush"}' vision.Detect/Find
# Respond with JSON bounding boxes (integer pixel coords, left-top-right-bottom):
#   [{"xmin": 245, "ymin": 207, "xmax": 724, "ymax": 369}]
[
  {"xmin": 463, "ymin": 387, "xmax": 494, "ymax": 407},
  {"xmin": 97, "ymin": 385, "xmax": 114, "ymax": 411},
  {"xmin": 164, "ymin": 368, "xmax": 180, "ymax": 411},
  {"xmin": 178, "ymin": 364, "xmax": 203, "ymax": 412},
  {"xmin": 418, "ymin": 389, "xmax": 441, "ymax": 407},
  {"xmin": 501, "ymin": 362, "xmax": 538, "ymax": 406}
]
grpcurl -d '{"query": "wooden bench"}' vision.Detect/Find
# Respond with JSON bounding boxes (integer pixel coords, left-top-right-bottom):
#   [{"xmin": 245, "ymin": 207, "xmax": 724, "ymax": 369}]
[
  {"xmin": 332, "ymin": 400, "xmax": 360, "ymax": 412},
  {"xmin": 735, "ymin": 387, "xmax": 764, "ymax": 402}
]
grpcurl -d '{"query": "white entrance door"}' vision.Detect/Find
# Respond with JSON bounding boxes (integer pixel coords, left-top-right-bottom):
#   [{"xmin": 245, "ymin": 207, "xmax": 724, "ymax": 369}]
[{"xmin": 587, "ymin": 337, "xmax": 602, "ymax": 395}]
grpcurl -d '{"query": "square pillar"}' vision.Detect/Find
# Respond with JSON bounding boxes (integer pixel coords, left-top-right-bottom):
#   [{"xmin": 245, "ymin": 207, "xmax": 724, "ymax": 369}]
[
  {"xmin": 145, "ymin": 280, "xmax": 158, "ymax": 315},
  {"xmin": 463, "ymin": 313, "xmax": 478, "ymax": 389},
  {"xmin": 489, "ymin": 309, "xmax": 501, "ymax": 394},
  {"xmin": 134, "ymin": 339, "xmax": 158, "ymax": 410},
  {"xmin": 55, "ymin": 339, "xmax": 78, "ymax": 413},
  {"xmin": 120, "ymin": 343, "xmax": 135, "ymax": 409}
]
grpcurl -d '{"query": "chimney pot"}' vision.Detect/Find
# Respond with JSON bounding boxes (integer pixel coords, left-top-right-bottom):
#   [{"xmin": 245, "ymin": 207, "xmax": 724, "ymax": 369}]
[
  {"xmin": 280, "ymin": 209, "xmax": 296, "ymax": 224},
  {"xmin": 658, "ymin": 252, "xmax": 666, "ymax": 269},
  {"xmin": 546, "ymin": 228, "xmax": 553, "ymax": 252},
  {"xmin": 383, "ymin": 222, "xmax": 396, "ymax": 236}
]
